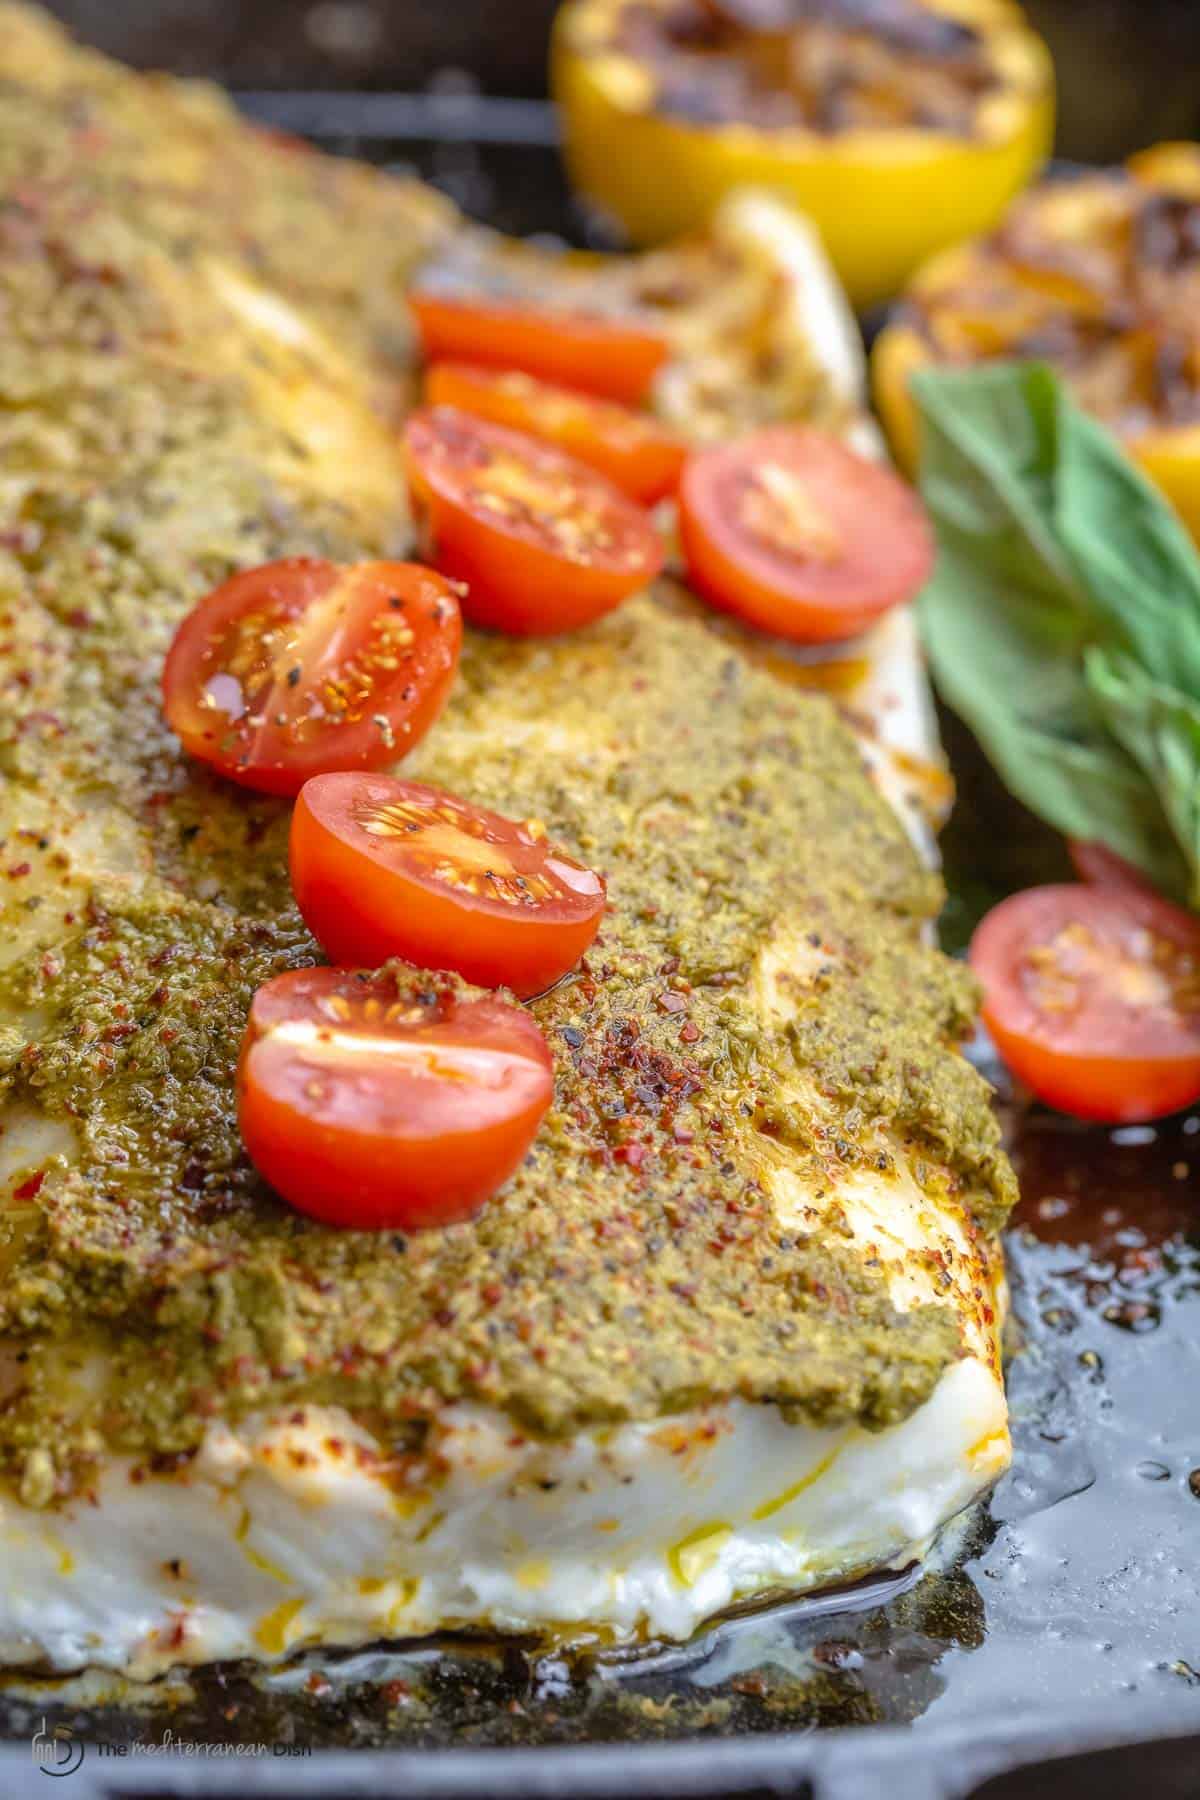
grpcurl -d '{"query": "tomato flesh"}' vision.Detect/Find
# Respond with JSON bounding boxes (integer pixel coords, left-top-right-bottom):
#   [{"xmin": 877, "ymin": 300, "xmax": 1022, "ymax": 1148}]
[
  {"xmin": 238, "ymin": 967, "xmax": 554, "ymax": 1229},
  {"xmin": 970, "ymin": 883, "xmax": 1200, "ymax": 1123},
  {"xmin": 404, "ymin": 406, "xmax": 664, "ymax": 635},
  {"xmin": 425, "ymin": 362, "xmax": 687, "ymax": 505},
  {"xmin": 162, "ymin": 559, "xmax": 462, "ymax": 795},
  {"xmin": 291, "ymin": 773, "xmax": 606, "ymax": 997},
  {"xmin": 678, "ymin": 427, "xmax": 935, "ymax": 643},
  {"xmin": 409, "ymin": 290, "xmax": 670, "ymax": 405}
]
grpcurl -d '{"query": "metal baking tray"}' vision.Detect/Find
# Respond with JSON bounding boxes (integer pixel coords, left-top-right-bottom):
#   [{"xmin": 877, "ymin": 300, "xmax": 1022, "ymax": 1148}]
[{"xmin": 0, "ymin": 96, "xmax": 1196, "ymax": 1800}]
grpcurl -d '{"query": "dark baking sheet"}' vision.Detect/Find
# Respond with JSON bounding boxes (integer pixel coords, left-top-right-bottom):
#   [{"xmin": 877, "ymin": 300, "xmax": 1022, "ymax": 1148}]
[{"xmin": 0, "ymin": 102, "xmax": 1197, "ymax": 1800}]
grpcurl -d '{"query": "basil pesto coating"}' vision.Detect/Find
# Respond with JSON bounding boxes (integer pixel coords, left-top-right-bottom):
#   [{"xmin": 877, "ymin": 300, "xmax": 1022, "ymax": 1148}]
[
  {"xmin": 0, "ymin": 4, "xmax": 1015, "ymax": 1499},
  {"xmin": 0, "ymin": 589, "xmax": 1011, "ymax": 1485}
]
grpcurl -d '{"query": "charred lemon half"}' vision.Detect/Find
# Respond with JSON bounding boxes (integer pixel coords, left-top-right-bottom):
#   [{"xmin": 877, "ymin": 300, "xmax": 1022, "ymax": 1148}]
[
  {"xmin": 552, "ymin": 0, "xmax": 1053, "ymax": 310},
  {"xmin": 873, "ymin": 143, "xmax": 1200, "ymax": 538}
]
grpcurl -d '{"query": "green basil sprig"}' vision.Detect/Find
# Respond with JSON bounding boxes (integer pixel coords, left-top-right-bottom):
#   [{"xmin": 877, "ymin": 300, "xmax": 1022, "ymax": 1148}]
[{"xmin": 912, "ymin": 360, "xmax": 1200, "ymax": 907}]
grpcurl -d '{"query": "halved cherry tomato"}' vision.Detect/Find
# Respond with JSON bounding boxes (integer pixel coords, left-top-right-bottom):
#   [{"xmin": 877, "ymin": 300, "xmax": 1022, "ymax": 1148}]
[
  {"xmin": 237, "ymin": 967, "xmax": 554, "ymax": 1230},
  {"xmin": 425, "ymin": 362, "xmax": 687, "ymax": 505},
  {"xmin": 678, "ymin": 427, "xmax": 935, "ymax": 644},
  {"xmin": 291, "ymin": 773, "xmax": 606, "ymax": 997},
  {"xmin": 408, "ymin": 290, "xmax": 669, "ymax": 405},
  {"xmin": 163, "ymin": 559, "xmax": 462, "ymax": 796},
  {"xmin": 1068, "ymin": 839, "xmax": 1160, "ymax": 895},
  {"xmin": 969, "ymin": 884, "xmax": 1200, "ymax": 1124},
  {"xmin": 404, "ymin": 407, "xmax": 664, "ymax": 635}
]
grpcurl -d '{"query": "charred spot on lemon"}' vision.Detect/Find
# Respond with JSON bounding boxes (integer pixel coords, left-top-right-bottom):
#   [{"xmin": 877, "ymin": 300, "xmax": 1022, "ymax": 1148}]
[
  {"xmin": 873, "ymin": 144, "xmax": 1200, "ymax": 539},
  {"xmin": 162, "ymin": 559, "xmax": 462, "ymax": 795},
  {"xmin": 403, "ymin": 406, "xmax": 665, "ymax": 635},
  {"xmin": 237, "ymin": 967, "xmax": 555, "ymax": 1231},
  {"xmin": 290, "ymin": 773, "xmax": 607, "ymax": 997},
  {"xmin": 552, "ymin": 0, "xmax": 1054, "ymax": 309}
]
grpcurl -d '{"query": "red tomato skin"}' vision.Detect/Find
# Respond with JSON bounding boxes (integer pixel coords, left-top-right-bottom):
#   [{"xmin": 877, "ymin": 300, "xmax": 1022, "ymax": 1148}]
[
  {"xmin": 409, "ymin": 292, "xmax": 669, "ymax": 405},
  {"xmin": 404, "ymin": 409, "xmax": 664, "ymax": 636},
  {"xmin": 424, "ymin": 362, "xmax": 688, "ymax": 504},
  {"xmin": 419, "ymin": 492, "xmax": 647, "ymax": 635},
  {"xmin": 162, "ymin": 560, "xmax": 462, "ymax": 796},
  {"xmin": 980, "ymin": 1012, "xmax": 1200, "ymax": 1125},
  {"xmin": 239, "ymin": 1058, "xmax": 546, "ymax": 1230},
  {"xmin": 290, "ymin": 775, "xmax": 605, "ymax": 997},
  {"xmin": 678, "ymin": 429, "xmax": 935, "ymax": 645},
  {"xmin": 970, "ymin": 885, "xmax": 1200, "ymax": 1125},
  {"xmin": 237, "ymin": 973, "xmax": 553, "ymax": 1230},
  {"xmin": 1068, "ymin": 839, "xmax": 1159, "ymax": 895}
]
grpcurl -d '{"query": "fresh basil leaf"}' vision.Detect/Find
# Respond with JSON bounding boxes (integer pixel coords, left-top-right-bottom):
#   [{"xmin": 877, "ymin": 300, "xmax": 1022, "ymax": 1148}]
[
  {"xmin": 914, "ymin": 361, "xmax": 1086, "ymax": 620},
  {"xmin": 1056, "ymin": 401, "xmax": 1200, "ymax": 695},
  {"xmin": 912, "ymin": 360, "xmax": 1195, "ymax": 905},
  {"xmin": 1086, "ymin": 647, "xmax": 1200, "ymax": 907},
  {"xmin": 924, "ymin": 537, "xmax": 1188, "ymax": 899}
]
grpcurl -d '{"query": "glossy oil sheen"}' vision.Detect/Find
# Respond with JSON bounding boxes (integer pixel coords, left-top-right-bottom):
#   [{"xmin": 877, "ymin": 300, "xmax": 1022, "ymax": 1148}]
[{"xmin": 5, "ymin": 1094, "xmax": 1196, "ymax": 1755}]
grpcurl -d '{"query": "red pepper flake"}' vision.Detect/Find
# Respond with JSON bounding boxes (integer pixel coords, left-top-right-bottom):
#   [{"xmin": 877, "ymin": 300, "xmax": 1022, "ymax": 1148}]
[
  {"xmin": 6, "ymin": 862, "xmax": 31, "ymax": 879},
  {"xmin": 655, "ymin": 991, "xmax": 687, "ymax": 1014},
  {"xmin": 679, "ymin": 1021, "xmax": 701, "ymax": 1043},
  {"xmin": 17, "ymin": 711, "xmax": 65, "ymax": 737},
  {"xmin": 12, "ymin": 1169, "xmax": 44, "ymax": 1202},
  {"xmin": 615, "ymin": 1143, "xmax": 646, "ymax": 1168}
]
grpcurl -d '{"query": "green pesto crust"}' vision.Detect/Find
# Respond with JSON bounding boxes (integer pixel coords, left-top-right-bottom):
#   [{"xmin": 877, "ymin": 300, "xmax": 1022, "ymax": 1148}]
[
  {"xmin": 0, "ymin": 590, "xmax": 1010, "ymax": 1482},
  {"xmin": 0, "ymin": 4, "xmax": 1015, "ymax": 1496}
]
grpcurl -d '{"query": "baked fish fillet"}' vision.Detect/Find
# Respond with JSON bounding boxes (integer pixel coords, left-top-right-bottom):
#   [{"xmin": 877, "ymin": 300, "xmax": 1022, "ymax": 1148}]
[{"xmin": 0, "ymin": 4, "xmax": 1013, "ymax": 1675}]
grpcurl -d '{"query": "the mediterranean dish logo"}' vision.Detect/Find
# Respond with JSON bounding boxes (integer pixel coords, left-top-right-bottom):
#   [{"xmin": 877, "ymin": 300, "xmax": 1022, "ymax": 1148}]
[
  {"xmin": 31, "ymin": 1719, "xmax": 312, "ymax": 1774},
  {"xmin": 30, "ymin": 1720, "xmax": 84, "ymax": 1778}
]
